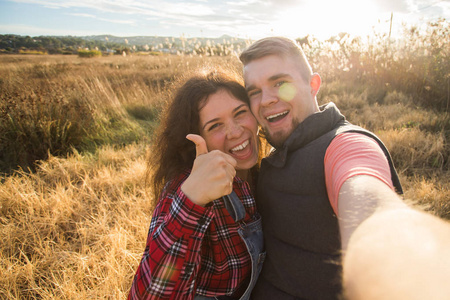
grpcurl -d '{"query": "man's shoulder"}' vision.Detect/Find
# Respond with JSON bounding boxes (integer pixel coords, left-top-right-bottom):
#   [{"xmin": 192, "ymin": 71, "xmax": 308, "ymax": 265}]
[{"xmin": 334, "ymin": 124, "xmax": 383, "ymax": 146}]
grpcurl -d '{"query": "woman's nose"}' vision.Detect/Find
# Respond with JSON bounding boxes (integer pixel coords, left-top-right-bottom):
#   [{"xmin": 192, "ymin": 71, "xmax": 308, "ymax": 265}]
[{"xmin": 226, "ymin": 122, "xmax": 244, "ymax": 139}]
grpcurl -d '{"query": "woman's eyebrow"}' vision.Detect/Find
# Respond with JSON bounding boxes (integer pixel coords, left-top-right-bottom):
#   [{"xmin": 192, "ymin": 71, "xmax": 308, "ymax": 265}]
[
  {"xmin": 202, "ymin": 117, "xmax": 220, "ymax": 131},
  {"xmin": 233, "ymin": 104, "xmax": 247, "ymax": 113},
  {"xmin": 245, "ymin": 84, "xmax": 257, "ymax": 93}
]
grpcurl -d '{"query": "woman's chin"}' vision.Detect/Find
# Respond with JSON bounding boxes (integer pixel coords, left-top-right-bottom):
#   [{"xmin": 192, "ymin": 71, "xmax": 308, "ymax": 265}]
[{"xmin": 236, "ymin": 158, "xmax": 258, "ymax": 173}]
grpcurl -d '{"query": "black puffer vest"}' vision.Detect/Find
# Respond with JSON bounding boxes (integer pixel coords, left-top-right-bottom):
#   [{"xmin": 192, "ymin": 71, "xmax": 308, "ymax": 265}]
[{"xmin": 253, "ymin": 103, "xmax": 402, "ymax": 299}]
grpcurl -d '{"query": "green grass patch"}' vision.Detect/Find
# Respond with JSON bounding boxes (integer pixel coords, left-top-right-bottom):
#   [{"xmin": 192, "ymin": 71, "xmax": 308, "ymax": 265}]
[{"xmin": 77, "ymin": 50, "xmax": 102, "ymax": 58}]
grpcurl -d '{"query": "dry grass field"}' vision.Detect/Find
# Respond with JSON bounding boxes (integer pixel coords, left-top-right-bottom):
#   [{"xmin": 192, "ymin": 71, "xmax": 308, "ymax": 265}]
[{"xmin": 1, "ymin": 23, "xmax": 449, "ymax": 299}]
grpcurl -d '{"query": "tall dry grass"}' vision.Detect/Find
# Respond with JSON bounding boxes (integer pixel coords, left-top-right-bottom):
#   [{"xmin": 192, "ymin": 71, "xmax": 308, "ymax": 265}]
[
  {"xmin": 1, "ymin": 21, "xmax": 449, "ymax": 298},
  {"xmin": 0, "ymin": 54, "xmax": 245, "ymax": 299},
  {"xmin": 321, "ymin": 83, "xmax": 449, "ymax": 219},
  {"xmin": 0, "ymin": 54, "xmax": 242, "ymax": 172},
  {"xmin": 1, "ymin": 144, "xmax": 149, "ymax": 299}
]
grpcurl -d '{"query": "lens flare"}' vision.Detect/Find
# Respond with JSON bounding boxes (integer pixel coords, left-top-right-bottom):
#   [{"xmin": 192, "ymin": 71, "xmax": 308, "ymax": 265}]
[
  {"xmin": 160, "ymin": 262, "xmax": 178, "ymax": 282},
  {"xmin": 278, "ymin": 83, "xmax": 296, "ymax": 102}
]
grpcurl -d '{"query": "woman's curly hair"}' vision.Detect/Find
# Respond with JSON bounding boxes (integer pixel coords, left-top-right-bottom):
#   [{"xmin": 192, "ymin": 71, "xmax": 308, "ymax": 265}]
[{"xmin": 147, "ymin": 66, "xmax": 262, "ymax": 205}]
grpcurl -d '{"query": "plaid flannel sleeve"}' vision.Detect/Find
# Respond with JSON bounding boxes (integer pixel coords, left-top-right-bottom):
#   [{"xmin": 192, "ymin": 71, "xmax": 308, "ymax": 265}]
[{"xmin": 128, "ymin": 184, "xmax": 215, "ymax": 300}]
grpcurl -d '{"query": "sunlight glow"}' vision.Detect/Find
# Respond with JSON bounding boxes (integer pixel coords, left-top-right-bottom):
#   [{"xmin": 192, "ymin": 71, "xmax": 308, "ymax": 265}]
[
  {"xmin": 271, "ymin": 0, "xmax": 384, "ymax": 40},
  {"xmin": 279, "ymin": 83, "xmax": 297, "ymax": 102}
]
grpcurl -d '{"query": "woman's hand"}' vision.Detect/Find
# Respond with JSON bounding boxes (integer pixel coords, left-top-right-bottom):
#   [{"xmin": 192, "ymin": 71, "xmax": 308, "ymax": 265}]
[{"xmin": 181, "ymin": 134, "xmax": 237, "ymax": 206}]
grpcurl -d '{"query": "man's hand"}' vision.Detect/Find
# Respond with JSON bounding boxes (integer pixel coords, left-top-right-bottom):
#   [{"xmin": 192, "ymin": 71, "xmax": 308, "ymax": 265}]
[
  {"xmin": 340, "ymin": 175, "xmax": 450, "ymax": 300},
  {"xmin": 181, "ymin": 134, "xmax": 237, "ymax": 206}
]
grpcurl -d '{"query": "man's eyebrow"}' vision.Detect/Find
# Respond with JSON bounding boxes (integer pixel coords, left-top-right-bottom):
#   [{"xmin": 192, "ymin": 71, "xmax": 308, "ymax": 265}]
[
  {"xmin": 269, "ymin": 73, "xmax": 290, "ymax": 81},
  {"xmin": 245, "ymin": 73, "xmax": 291, "ymax": 92}
]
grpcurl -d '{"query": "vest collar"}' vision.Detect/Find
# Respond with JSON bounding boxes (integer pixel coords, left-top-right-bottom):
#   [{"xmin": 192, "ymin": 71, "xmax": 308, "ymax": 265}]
[{"xmin": 265, "ymin": 102, "xmax": 345, "ymax": 168}]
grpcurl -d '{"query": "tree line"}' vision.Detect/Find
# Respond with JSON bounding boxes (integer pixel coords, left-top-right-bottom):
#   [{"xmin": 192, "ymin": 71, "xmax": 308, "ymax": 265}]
[
  {"xmin": 0, "ymin": 34, "xmax": 143, "ymax": 54},
  {"xmin": 0, "ymin": 34, "xmax": 248, "ymax": 56}
]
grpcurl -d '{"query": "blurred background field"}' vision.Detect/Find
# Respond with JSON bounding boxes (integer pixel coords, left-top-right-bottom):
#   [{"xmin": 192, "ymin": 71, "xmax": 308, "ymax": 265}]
[{"xmin": 1, "ymin": 20, "xmax": 449, "ymax": 299}]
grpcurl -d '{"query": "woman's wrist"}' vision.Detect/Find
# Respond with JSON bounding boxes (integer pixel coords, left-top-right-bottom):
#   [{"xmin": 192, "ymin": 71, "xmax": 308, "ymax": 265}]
[{"xmin": 181, "ymin": 180, "xmax": 207, "ymax": 207}]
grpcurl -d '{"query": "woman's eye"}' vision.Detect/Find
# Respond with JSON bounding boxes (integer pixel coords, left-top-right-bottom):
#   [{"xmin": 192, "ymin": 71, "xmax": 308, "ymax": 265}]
[
  {"xmin": 248, "ymin": 90, "xmax": 260, "ymax": 97},
  {"xmin": 208, "ymin": 123, "xmax": 220, "ymax": 131},
  {"xmin": 235, "ymin": 109, "xmax": 247, "ymax": 117}
]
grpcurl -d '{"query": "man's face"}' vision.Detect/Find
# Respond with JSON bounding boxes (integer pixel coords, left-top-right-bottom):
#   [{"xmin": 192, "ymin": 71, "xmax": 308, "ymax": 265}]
[{"xmin": 243, "ymin": 55, "xmax": 320, "ymax": 148}]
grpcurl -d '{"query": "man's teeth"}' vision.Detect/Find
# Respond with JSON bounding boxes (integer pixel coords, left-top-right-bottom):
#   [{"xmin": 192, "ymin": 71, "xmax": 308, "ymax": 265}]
[
  {"xmin": 231, "ymin": 140, "xmax": 249, "ymax": 152},
  {"xmin": 266, "ymin": 111, "xmax": 288, "ymax": 121}
]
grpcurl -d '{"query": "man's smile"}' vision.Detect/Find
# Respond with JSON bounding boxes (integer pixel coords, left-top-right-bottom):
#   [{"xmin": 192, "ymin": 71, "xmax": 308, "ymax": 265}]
[{"xmin": 265, "ymin": 110, "xmax": 289, "ymax": 123}]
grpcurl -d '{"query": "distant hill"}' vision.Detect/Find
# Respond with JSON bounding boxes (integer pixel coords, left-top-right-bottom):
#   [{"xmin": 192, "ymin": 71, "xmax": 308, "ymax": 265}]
[{"xmin": 81, "ymin": 34, "xmax": 247, "ymax": 46}]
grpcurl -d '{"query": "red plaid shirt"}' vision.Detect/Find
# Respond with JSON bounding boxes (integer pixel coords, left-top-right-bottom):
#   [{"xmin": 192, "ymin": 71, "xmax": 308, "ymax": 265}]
[{"xmin": 128, "ymin": 170, "xmax": 257, "ymax": 299}]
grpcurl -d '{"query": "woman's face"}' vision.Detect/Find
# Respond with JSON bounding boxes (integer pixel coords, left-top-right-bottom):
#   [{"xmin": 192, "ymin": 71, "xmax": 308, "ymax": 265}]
[{"xmin": 199, "ymin": 89, "xmax": 259, "ymax": 172}]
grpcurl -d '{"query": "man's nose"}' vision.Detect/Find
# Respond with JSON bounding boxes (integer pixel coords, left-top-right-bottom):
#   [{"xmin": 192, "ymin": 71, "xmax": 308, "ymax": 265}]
[{"xmin": 261, "ymin": 89, "xmax": 278, "ymax": 107}]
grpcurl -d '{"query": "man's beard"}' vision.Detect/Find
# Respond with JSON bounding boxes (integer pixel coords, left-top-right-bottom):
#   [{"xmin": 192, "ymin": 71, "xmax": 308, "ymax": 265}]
[
  {"xmin": 264, "ymin": 129, "xmax": 287, "ymax": 149},
  {"xmin": 262, "ymin": 117, "xmax": 299, "ymax": 149}
]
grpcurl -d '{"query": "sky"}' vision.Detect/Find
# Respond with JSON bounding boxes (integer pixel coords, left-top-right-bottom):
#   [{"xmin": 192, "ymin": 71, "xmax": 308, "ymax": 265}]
[{"xmin": 0, "ymin": 0, "xmax": 448, "ymax": 40}]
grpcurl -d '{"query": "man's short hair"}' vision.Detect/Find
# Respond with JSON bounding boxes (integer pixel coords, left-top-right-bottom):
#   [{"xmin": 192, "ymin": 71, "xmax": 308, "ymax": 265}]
[{"xmin": 239, "ymin": 36, "xmax": 313, "ymax": 83}]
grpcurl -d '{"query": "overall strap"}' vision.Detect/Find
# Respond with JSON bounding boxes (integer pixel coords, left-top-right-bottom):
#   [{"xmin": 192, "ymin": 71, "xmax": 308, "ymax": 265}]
[{"xmin": 222, "ymin": 191, "xmax": 245, "ymax": 222}]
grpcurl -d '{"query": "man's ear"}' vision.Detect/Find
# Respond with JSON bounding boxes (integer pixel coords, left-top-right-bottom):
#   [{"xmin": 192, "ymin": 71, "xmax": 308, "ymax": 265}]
[{"xmin": 310, "ymin": 73, "xmax": 321, "ymax": 97}]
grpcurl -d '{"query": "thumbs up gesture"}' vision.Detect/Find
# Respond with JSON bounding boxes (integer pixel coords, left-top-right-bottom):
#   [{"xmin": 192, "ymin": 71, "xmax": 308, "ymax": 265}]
[{"xmin": 181, "ymin": 134, "xmax": 237, "ymax": 206}]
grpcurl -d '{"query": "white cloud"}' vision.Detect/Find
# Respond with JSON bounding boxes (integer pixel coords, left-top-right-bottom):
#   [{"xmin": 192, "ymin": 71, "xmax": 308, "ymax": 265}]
[
  {"xmin": 69, "ymin": 13, "xmax": 96, "ymax": 18},
  {"xmin": 8, "ymin": 0, "xmax": 215, "ymax": 16},
  {"xmin": 0, "ymin": 23, "xmax": 106, "ymax": 36},
  {"xmin": 136, "ymin": 2, "xmax": 215, "ymax": 17},
  {"xmin": 226, "ymin": 0, "xmax": 263, "ymax": 6},
  {"xmin": 374, "ymin": 0, "xmax": 411, "ymax": 13},
  {"xmin": 69, "ymin": 13, "xmax": 137, "ymax": 25}
]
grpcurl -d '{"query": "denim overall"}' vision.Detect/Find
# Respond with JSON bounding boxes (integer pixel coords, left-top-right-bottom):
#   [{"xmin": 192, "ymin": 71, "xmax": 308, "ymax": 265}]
[{"xmin": 195, "ymin": 191, "xmax": 265, "ymax": 300}]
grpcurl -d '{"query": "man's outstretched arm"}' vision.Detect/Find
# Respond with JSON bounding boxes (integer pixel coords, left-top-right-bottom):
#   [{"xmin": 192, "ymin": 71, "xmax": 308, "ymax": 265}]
[{"xmin": 339, "ymin": 175, "xmax": 450, "ymax": 300}]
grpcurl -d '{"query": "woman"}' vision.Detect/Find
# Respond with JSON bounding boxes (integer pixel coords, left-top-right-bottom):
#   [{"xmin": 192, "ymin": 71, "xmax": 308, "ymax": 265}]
[{"xmin": 128, "ymin": 67, "xmax": 265, "ymax": 300}]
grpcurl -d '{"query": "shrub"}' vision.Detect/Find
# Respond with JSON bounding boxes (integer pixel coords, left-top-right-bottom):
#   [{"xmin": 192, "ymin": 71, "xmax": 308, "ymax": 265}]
[
  {"xmin": 0, "ymin": 89, "xmax": 94, "ymax": 172},
  {"xmin": 18, "ymin": 49, "xmax": 47, "ymax": 55},
  {"xmin": 77, "ymin": 50, "xmax": 102, "ymax": 58}
]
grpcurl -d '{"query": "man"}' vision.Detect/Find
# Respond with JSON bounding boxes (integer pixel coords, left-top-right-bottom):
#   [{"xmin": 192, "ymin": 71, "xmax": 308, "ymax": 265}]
[{"xmin": 240, "ymin": 37, "xmax": 450, "ymax": 299}]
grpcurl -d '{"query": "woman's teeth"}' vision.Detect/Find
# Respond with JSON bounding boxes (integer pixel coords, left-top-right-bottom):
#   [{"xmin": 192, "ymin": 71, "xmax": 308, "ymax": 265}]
[{"xmin": 231, "ymin": 140, "xmax": 249, "ymax": 153}]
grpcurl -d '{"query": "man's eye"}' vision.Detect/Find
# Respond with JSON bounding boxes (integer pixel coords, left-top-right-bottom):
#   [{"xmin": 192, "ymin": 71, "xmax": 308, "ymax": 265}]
[{"xmin": 275, "ymin": 81, "xmax": 287, "ymax": 87}]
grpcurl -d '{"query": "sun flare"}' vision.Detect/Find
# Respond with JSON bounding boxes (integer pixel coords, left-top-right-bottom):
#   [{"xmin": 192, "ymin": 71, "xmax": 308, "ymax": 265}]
[{"xmin": 272, "ymin": 0, "xmax": 385, "ymax": 40}]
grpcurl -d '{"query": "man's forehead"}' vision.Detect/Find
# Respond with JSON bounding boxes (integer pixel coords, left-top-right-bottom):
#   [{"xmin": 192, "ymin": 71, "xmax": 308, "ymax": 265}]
[
  {"xmin": 243, "ymin": 54, "xmax": 289, "ymax": 74},
  {"xmin": 244, "ymin": 65, "xmax": 293, "ymax": 88}
]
